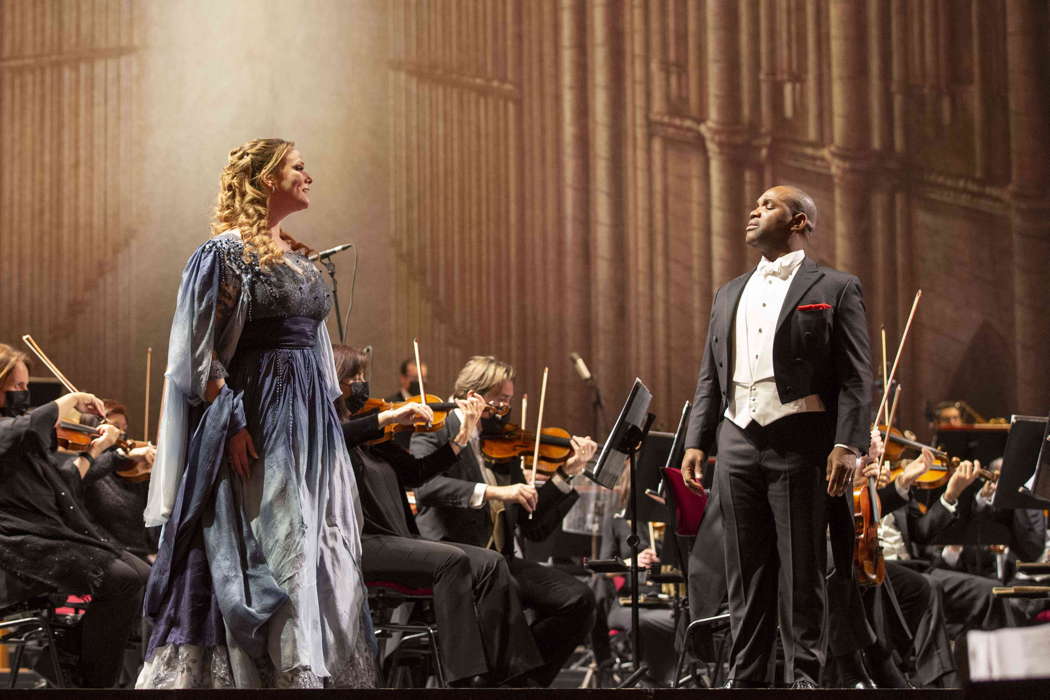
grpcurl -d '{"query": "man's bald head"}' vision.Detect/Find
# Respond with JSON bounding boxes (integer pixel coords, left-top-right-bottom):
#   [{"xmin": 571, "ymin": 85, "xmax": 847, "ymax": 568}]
[{"xmin": 769, "ymin": 185, "xmax": 816, "ymax": 234}]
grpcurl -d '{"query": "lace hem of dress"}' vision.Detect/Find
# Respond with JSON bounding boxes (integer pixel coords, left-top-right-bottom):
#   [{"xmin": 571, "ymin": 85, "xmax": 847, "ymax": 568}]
[{"xmin": 136, "ymin": 628, "xmax": 377, "ymax": 689}]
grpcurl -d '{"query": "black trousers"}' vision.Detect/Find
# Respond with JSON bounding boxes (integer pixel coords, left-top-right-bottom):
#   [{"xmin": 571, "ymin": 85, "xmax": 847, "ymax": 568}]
[
  {"xmin": 361, "ymin": 534, "xmax": 541, "ymax": 683},
  {"xmin": 507, "ymin": 555, "xmax": 596, "ymax": 687},
  {"xmin": 883, "ymin": 562, "xmax": 957, "ymax": 687},
  {"xmin": 926, "ymin": 567, "xmax": 1018, "ymax": 634},
  {"xmin": 79, "ymin": 550, "xmax": 151, "ymax": 687},
  {"xmin": 716, "ymin": 415, "xmax": 852, "ymax": 685}
]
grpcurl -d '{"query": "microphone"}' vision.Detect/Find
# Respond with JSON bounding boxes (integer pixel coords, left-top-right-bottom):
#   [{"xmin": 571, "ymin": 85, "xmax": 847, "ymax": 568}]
[
  {"xmin": 309, "ymin": 243, "xmax": 353, "ymax": 261},
  {"xmin": 569, "ymin": 352, "xmax": 593, "ymax": 384}
]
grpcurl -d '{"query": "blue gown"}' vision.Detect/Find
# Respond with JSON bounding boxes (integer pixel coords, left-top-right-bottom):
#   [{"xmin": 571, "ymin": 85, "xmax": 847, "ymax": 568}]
[{"xmin": 138, "ymin": 232, "xmax": 375, "ymax": 688}]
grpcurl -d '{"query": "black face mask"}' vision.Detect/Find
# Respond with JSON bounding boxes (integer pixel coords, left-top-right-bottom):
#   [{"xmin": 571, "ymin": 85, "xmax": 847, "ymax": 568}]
[
  {"xmin": 345, "ymin": 381, "xmax": 370, "ymax": 415},
  {"xmin": 1, "ymin": 390, "xmax": 30, "ymax": 417},
  {"xmin": 406, "ymin": 380, "xmax": 422, "ymax": 397}
]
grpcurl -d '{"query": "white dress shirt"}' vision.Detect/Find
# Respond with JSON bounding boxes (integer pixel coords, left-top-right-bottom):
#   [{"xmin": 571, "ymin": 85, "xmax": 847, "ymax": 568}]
[{"xmin": 725, "ymin": 250, "xmax": 826, "ymax": 429}]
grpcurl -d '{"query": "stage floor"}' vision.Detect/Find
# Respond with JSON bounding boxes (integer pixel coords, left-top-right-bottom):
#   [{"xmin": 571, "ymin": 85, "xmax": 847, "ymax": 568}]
[{"xmin": 1, "ymin": 684, "xmax": 1048, "ymax": 699}]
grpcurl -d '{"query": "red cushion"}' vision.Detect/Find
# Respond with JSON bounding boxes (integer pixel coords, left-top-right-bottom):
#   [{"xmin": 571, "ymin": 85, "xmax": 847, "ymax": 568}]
[
  {"xmin": 662, "ymin": 467, "xmax": 708, "ymax": 536},
  {"xmin": 367, "ymin": 581, "xmax": 433, "ymax": 597}
]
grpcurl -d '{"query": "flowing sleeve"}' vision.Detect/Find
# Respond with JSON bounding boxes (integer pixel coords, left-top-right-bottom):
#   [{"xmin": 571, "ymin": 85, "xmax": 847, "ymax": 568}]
[{"xmin": 144, "ymin": 236, "xmax": 248, "ymax": 527}]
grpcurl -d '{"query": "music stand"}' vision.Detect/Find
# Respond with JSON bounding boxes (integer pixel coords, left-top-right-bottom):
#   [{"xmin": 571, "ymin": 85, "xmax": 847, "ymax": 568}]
[
  {"xmin": 585, "ymin": 378, "xmax": 655, "ymax": 687},
  {"xmin": 993, "ymin": 414, "xmax": 1050, "ymax": 510}
]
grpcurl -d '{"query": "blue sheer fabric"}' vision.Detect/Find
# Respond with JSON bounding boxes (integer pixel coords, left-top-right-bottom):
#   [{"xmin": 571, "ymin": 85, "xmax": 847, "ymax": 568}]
[{"xmin": 140, "ymin": 232, "xmax": 374, "ymax": 687}]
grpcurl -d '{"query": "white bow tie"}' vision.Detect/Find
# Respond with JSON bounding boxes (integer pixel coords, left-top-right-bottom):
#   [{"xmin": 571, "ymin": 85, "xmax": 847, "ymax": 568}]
[{"xmin": 758, "ymin": 257, "xmax": 794, "ymax": 280}]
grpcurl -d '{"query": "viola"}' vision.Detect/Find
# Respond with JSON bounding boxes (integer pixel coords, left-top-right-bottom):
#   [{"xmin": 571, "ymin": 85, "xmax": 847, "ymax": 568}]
[{"xmin": 480, "ymin": 423, "xmax": 574, "ymax": 472}]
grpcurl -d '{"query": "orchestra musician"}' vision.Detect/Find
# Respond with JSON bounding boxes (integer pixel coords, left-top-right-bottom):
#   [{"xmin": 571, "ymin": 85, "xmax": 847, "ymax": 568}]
[
  {"xmin": 410, "ymin": 355, "xmax": 599, "ymax": 687},
  {"xmin": 680, "ymin": 186, "xmax": 873, "ymax": 688},
  {"xmin": 332, "ymin": 345, "xmax": 543, "ymax": 686},
  {"xmin": 0, "ymin": 343, "xmax": 150, "ymax": 688}
]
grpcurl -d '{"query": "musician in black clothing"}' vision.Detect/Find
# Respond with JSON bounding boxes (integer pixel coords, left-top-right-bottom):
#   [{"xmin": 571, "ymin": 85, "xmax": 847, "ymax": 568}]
[
  {"xmin": 0, "ymin": 343, "xmax": 150, "ymax": 688},
  {"xmin": 332, "ymin": 345, "xmax": 542, "ymax": 686},
  {"xmin": 410, "ymin": 355, "xmax": 599, "ymax": 687}
]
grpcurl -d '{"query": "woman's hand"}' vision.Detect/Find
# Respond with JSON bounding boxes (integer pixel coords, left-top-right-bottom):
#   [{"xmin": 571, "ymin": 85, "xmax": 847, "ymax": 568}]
[
  {"xmin": 54, "ymin": 391, "xmax": 106, "ymax": 420},
  {"xmin": 564, "ymin": 435, "xmax": 598, "ymax": 476},
  {"xmin": 205, "ymin": 378, "xmax": 225, "ymax": 403},
  {"xmin": 379, "ymin": 402, "xmax": 434, "ymax": 428},
  {"xmin": 89, "ymin": 423, "xmax": 123, "ymax": 455},
  {"xmin": 637, "ymin": 547, "xmax": 660, "ymax": 569},
  {"xmin": 227, "ymin": 428, "xmax": 258, "ymax": 479},
  {"xmin": 127, "ymin": 443, "xmax": 157, "ymax": 464}
]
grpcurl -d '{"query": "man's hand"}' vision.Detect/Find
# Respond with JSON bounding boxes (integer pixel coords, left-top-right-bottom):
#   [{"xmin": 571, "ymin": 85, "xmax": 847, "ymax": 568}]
[
  {"xmin": 896, "ymin": 448, "xmax": 934, "ymax": 491},
  {"xmin": 636, "ymin": 547, "xmax": 660, "ymax": 569},
  {"xmin": 486, "ymin": 483, "xmax": 538, "ymax": 512},
  {"xmin": 977, "ymin": 474, "xmax": 998, "ymax": 502},
  {"xmin": 681, "ymin": 448, "xmax": 706, "ymax": 495},
  {"xmin": 227, "ymin": 428, "xmax": 259, "ymax": 479},
  {"xmin": 944, "ymin": 459, "xmax": 981, "ymax": 504},
  {"xmin": 826, "ymin": 445, "xmax": 858, "ymax": 497},
  {"xmin": 453, "ymin": 392, "xmax": 485, "ymax": 441},
  {"xmin": 564, "ymin": 435, "xmax": 598, "ymax": 476}
]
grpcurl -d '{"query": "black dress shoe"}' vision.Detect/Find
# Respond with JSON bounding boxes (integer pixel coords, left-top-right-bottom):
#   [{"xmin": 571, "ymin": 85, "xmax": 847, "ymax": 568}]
[
  {"xmin": 790, "ymin": 678, "xmax": 819, "ymax": 689},
  {"xmin": 722, "ymin": 678, "xmax": 769, "ymax": 688},
  {"xmin": 847, "ymin": 679, "xmax": 877, "ymax": 689}
]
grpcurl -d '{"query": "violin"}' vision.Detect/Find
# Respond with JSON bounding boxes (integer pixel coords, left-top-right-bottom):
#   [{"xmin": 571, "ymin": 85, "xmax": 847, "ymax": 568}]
[
  {"xmin": 479, "ymin": 423, "xmax": 575, "ymax": 472},
  {"xmin": 56, "ymin": 421, "xmax": 153, "ymax": 482},
  {"xmin": 353, "ymin": 393, "xmax": 510, "ymax": 445},
  {"xmin": 880, "ymin": 425, "xmax": 999, "ymax": 489}
]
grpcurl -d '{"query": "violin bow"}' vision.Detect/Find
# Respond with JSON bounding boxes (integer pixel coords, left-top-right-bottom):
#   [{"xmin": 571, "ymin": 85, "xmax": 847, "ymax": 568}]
[
  {"xmin": 871, "ymin": 290, "xmax": 922, "ymax": 429},
  {"xmin": 412, "ymin": 338, "xmax": 431, "ymax": 427},
  {"xmin": 143, "ymin": 346, "xmax": 153, "ymax": 442},
  {"xmin": 22, "ymin": 335, "xmax": 78, "ymax": 393},
  {"xmin": 521, "ymin": 394, "xmax": 528, "ymax": 432},
  {"xmin": 528, "ymin": 367, "xmax": 550, "ymax": 519}
]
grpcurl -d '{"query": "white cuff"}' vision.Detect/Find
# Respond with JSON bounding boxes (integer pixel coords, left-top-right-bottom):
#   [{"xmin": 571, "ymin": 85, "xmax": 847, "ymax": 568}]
[
  {"xmin": 835, "ymin": 443, "xmax": 860, "ymax": 456},
  {"xmin": 939, "ymin": 494, "xmax": 958, "ymax": 514},
  {"xmin": 469, "ymin": 482, "xmax": 487, "ymax": 509}
]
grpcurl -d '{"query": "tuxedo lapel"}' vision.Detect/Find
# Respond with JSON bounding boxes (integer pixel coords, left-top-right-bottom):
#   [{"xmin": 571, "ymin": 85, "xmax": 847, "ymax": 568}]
[{"xmin": 776, "ymin": 257, "xmax": 824, "ymax": 333}]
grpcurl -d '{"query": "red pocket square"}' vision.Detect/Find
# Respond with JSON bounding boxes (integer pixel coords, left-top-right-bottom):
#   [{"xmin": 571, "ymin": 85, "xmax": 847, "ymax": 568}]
[{"xmin": 797, "ymin": 303, "xmax": 832, "ymax": 311}]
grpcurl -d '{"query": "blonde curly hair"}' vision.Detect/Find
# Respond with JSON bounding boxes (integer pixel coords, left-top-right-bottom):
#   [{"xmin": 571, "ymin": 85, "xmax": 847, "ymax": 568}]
[{"xmin": 212, "ymin": 138, "xmax": 313, "ymax": 269}]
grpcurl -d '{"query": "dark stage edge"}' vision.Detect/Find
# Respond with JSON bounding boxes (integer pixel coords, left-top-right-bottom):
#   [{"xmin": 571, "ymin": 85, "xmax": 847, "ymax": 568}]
[{"xmin": 2, "ymin": 682, "xmax": 1049, "ymax": 699}]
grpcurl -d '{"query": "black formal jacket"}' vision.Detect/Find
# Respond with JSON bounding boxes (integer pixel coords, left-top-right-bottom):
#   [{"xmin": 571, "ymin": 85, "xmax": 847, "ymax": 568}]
[
  {"xmin": 410, "ymin": 412, "xmax": 579, "ymax": 555},
  {"xmin": 684, "ymin": 256, "xmax": 873, "ymax": 455}
]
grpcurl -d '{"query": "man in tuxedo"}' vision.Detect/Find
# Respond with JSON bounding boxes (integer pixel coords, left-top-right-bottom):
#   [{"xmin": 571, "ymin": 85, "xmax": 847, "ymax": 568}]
[
  {"xmin": 680, "ymin": 185, "xmax": 873, "ymax": 688},
  {"xmin": 410, "ymin": 355, "xmax": 599, "ymax": 687}
]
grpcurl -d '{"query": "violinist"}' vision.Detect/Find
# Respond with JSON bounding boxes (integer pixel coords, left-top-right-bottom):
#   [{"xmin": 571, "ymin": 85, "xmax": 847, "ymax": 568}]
[
  {"xmin": 383, "ymin": 358, "xmax": 429, "ymax": 448},
  {"xmin": 0, "ymin": 343, "xmax": 150, "ymax": 687},
  {"xmin": 75, "ymin": 400, "xmax": 158, "ymax": 563},
  {"xmin": 410, "ymin": 355, "xmax": 599, "ymax": 687},
  {"xmin": 333, "ymin": 346, "xmax": 543, "ymax": 687},
  {"xmin": 868, "ymin": 444, "xmax": 1020, "ymax": 680}
]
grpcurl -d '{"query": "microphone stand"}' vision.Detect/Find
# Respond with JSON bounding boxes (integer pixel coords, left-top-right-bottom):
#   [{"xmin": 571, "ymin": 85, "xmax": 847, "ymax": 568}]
[{"xmin": 319, "ymin": 256, "xmax": 344, "ymax": 343}]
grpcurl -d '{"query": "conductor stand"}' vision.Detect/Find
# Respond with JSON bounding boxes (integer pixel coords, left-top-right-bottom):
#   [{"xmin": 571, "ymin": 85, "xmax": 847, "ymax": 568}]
[{"xmin": 619, "ymin": 414, "xmax": 656, "ymax": 688}]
